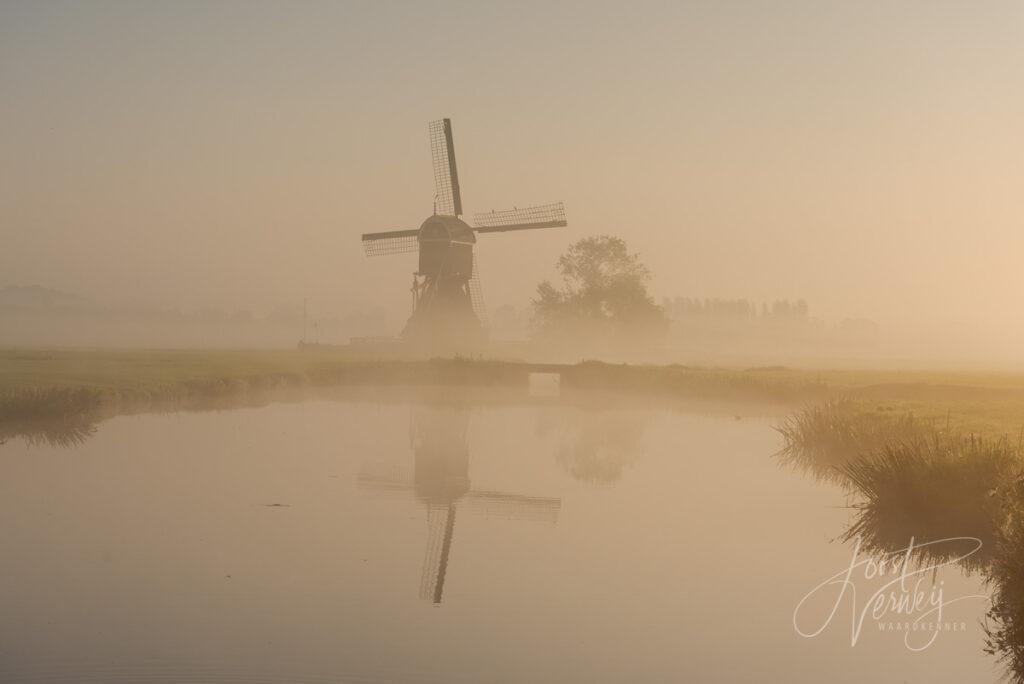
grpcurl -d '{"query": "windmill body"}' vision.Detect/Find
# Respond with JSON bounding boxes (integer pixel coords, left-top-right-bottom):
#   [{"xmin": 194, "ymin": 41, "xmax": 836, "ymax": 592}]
[
  {"xmin": 361, "ymin": 118, "xmax": 568, "ymax": 351},
  {"xmin": 405, "ymin": 214, "xmax": 480, "ymax": 345}
]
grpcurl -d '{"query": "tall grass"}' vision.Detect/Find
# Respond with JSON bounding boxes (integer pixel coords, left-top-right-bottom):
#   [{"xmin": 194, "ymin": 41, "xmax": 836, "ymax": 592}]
[
  {"xmin": 0, "ymin": 386, "xmax": 104, "ymax": 421},
  {"xmin": 839, "ymin": 435, "xmax": 1017, "ymax": 571},
  {"xmin": 775, "ymin": 400, "xmax": 929, "ymax": 483},
  {"xmin": 777, "ymin": 402, "xmax": 1017, "ymax": 568},
  {"xmin": 984, "ymin": 490, "xmax": 1024, "ymax": 681},
  {"xmin": 778, "ymin": 400, "xmax": 1024, "ymax": 679}
]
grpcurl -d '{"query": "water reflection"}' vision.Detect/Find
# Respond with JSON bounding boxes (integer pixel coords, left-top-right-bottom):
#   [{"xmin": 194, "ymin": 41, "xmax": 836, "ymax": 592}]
[
  {"xmin": 0, "ymin": 417, "xmax": 97, "ymax": 448},
  {"xmin": 359, "ymin": 406, "xmax": 561, "ymax": 603},
  {"xmin": 0, "ymin": 394, "xmax": 1002, "ymax": 682},
  {"xmin": 539, "ymin": 409, "xmax": 645, "ymax": 484}
]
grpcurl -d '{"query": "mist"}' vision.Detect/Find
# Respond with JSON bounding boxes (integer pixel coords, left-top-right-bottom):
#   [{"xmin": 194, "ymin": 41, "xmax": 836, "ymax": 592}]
[
  {"xmin": 9, "ymin": 5, "xmax": 1024, "ymax": 683},
  {"xmin": 3, "ymin": 1, "xmax": 1024, "ymax": 367}
]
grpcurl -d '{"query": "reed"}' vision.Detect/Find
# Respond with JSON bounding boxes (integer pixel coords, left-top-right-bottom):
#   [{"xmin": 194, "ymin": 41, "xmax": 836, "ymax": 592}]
[
  {"xmin": 839, "ymin": 434, "xmax": 1018, "ymax": 570},
  {"xmin": 775, "ymin": 400, "xmax": 930, "ymax": 483},
  {"xmin": 983, "ymin": 481, "xmax": 1024, "ymax": 682},
  {"xmin": 0, "ymin": 386, "xmax": 105, "ymax": 421}
]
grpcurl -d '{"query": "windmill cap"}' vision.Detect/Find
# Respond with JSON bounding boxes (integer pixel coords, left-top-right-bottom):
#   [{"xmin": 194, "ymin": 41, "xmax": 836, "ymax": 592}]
[{"xmin": 419, "ymin": 215, "xmax": 476, "ymax": 244}]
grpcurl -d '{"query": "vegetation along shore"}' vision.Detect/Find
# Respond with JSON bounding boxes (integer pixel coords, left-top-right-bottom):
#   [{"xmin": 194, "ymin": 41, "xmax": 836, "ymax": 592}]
[{"xmin": 5, "ymin": 347, "xmax": 1024, "ymax": 439}]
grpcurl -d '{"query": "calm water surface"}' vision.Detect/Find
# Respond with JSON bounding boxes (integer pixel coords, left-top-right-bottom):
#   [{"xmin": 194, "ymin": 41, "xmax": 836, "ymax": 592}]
[{"xmin": 0, "ymin": 393, "xmax": 996, "ymax": 683}]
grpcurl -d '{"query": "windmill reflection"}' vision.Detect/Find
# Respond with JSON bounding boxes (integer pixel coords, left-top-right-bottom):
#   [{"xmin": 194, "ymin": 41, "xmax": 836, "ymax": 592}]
[{"xmin": 359, "ymin": 406, "xmax": 560, "ymax": 604}]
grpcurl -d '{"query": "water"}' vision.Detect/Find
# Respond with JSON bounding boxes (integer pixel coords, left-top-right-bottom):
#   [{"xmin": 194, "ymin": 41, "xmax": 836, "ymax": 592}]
[{"xmin": 0, "ymin": 392, "xmax": 997, "ymax": 683}]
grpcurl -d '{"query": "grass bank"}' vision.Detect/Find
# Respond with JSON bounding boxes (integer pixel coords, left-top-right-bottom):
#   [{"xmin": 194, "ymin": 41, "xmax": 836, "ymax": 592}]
[
  {"xmin": 4, "ymin": 348, "xmax": 1024, "ymax": 439},
  {"xmin": 0, "ymin": 349, "xmax": 528, "ymax": 425}
]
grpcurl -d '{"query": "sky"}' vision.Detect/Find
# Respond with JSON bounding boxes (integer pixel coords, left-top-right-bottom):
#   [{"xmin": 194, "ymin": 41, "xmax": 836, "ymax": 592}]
[{"xmin": 2, "ymin": 1, "xmax": 1023, "ymax": 359}]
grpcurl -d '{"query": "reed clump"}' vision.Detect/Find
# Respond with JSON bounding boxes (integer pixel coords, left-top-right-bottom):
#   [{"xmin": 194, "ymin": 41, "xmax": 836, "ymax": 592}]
[
  {"xmin": 0, "ymin": 386, "xmax": 105, "ymax": 422},
  {"xmin": 839, "ymin": 434, "xmax": 1018, "ymax": 570},
  {"xmin": 778, "ymin": 399, "xmax": 1024, "ymax": 678},
  {"xmin": 775, "ymin": 400, "xmax": 930, "ymax": 483},
  {"xmin": 984, "ymin": 486, "xmax": 1024, "ymax": 681},
  {"xmin": 777, "ymin": 401, "xmax": 1018, "ymax": 567}
]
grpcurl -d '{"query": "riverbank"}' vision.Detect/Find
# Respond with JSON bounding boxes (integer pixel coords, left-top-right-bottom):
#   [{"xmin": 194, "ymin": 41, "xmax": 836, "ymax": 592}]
[{"xmin": 3, "ymin": 348, "xmax": 1024, "ymax": 438}]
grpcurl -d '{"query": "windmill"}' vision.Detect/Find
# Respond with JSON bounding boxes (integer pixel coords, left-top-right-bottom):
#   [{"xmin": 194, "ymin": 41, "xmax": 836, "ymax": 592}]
[
  {"xmin": 358, "ymin": 406, "xmax": 561, "ymax": 604},
  {"xmin": 361, "ymin": 119, "xmax": 568, "ymax": 347}
]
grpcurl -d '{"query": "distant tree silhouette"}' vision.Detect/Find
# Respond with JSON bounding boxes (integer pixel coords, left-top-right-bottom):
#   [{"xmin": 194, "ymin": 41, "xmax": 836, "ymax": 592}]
[{"xmin": 531, "ymin": 235, "xmax": 666, "ymax": 343}]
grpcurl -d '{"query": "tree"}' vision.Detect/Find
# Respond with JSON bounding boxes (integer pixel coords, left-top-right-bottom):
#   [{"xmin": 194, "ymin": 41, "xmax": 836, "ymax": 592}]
[{"xmin": 531, "ymin": 235, "xmax": 666, "ymax": 344}]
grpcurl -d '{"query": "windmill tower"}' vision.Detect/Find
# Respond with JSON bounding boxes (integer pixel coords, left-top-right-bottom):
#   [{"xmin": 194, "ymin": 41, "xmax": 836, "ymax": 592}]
[
  {"xmin": 361, "ymin": 119, "xmax": 568, "ymax": 349},
  {"xmin": 358, "ymin": 406, "xmax": 561, "ymax": 604}
]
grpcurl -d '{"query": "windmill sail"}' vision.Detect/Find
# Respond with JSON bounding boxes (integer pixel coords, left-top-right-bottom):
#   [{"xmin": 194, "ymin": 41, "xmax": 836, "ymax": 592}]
[
  {"xmin": 473, "ymin": 202, "xmax": 567, "ymax": 233},
  {"xmin": 429, "ymin": 119, "xmax": 462, "ymax": 216},
  {"xmin": 361, "ymin": 228, "xmax": 419, "ymax": 256},
  {"xmin": 467, "ymin": 259, "xmax": 488, "ymax": 326},
  {"xmin": 357, "ymin": 118, "xmax": 568, "ymax": 346}
]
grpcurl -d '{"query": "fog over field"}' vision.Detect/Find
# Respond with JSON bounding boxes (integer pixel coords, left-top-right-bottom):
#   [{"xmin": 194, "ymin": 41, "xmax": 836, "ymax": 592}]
[
  {"xmin": 3, "ymin": 1, "xmax": 1023, "ymax": 366},
  {"xmin": 9, "ymin": 5, "xmax": 1024, "ymax": 684}
]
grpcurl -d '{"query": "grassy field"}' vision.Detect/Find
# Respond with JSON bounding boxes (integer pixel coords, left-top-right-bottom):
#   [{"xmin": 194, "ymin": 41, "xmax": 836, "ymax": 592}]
[{"xmin": 3, "ymin": 347, "xmax": 1024, "ymax": 438}]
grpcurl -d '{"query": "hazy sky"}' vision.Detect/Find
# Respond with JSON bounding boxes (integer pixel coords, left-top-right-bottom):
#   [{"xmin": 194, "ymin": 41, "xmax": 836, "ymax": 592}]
[{"xmin": 2, "ymin": 1, "xmax": 1023, "ymax": 354}]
